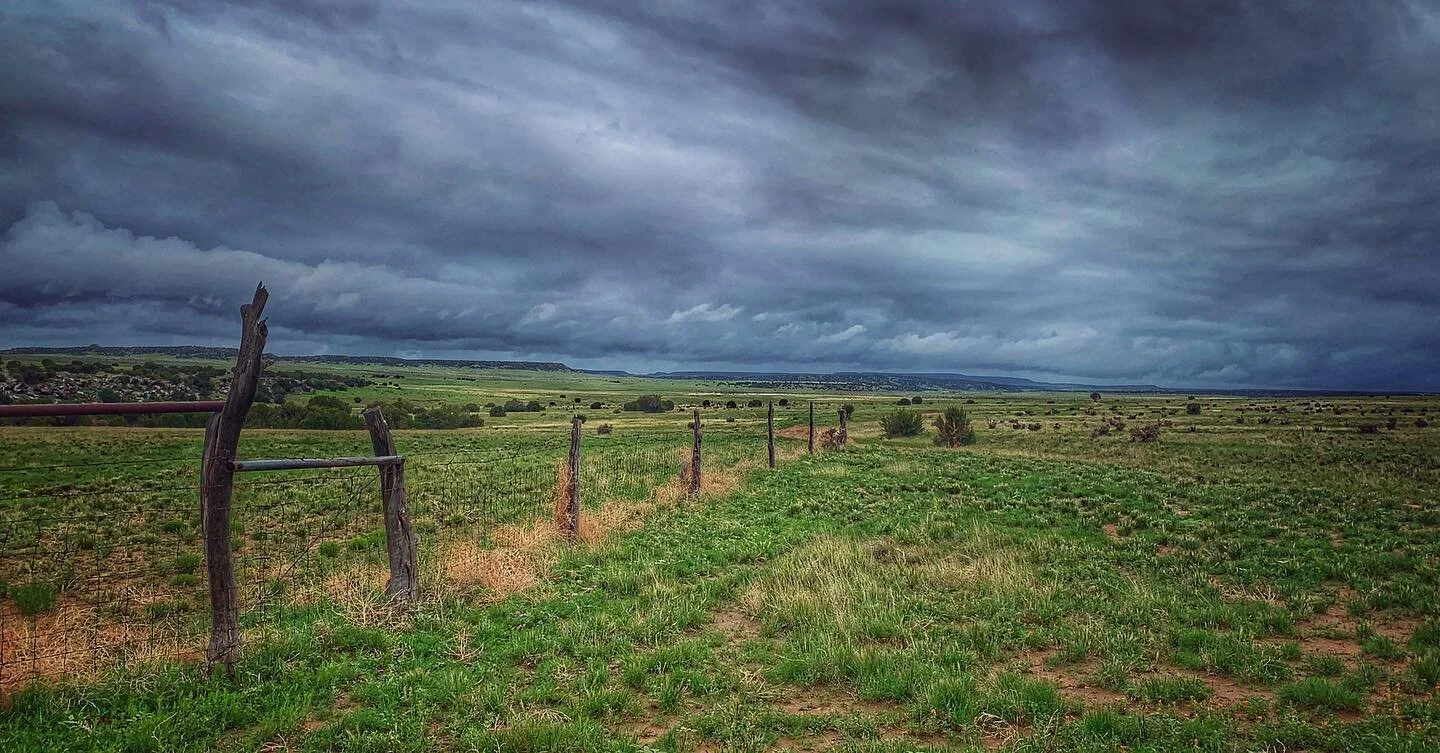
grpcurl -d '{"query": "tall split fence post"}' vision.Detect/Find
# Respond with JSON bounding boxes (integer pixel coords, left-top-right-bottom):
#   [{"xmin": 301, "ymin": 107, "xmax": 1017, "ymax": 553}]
[
  {"xmin": 565, "ymin": 414, "xmax": 582, "ymax": 541},
  {"xmin": 838, "ymin": 407, "xmax": 848, "ymax": 447},
  {"xmin": 690, "ymin": 408, "xmax": 702, "ymax": 495},
  {"xmin": 808, "ymin": 401, "xmax": 815, "ymax": 455},
  {"xmin": 364, "ymin": 407, "xmax": 419, "ymax": 602},
  {"xmin": 767, "ymin": 401, "xmax": 776, "ymax": 469},
  {"xmin": 202, "ymin": 283, "xmax": 269, "ymax": 678}
]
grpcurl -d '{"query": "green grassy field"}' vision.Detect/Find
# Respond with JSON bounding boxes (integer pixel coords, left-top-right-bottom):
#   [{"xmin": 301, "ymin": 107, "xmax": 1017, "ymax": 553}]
[{"xmin": 1, "ymin": 363, "xmax": 1437, "ymax": 751}]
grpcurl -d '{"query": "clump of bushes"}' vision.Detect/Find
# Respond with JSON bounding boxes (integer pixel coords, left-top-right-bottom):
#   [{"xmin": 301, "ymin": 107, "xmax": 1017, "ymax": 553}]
[
  {"xmin": 595, "ymin": 423, "xmax": 614, "ymax": 435},
  {"xmin": 1358, "ymin": 423, "xmax": 1380, "ymax": 434},
  {"xmin": 933, "ymin": 406, "xmax": 976, "ymax": 447},
  {"xmin": 363, "ymin": 399, "xmax": 483, "ymax": 429},
  {"xmin": 1091, "ymin": 416, "xmax": 1126, "ymax": 439},
  {"xmin": 896, "ymin": 397, "xmax": 912, "ymax": 406},
  {"xmin": 1130, "ymin": 423, "xmax": 1161, "ymax": 443},
  {"xmin": 622, "ymin": 395, "xmax": 674, "ymax": 413},
  {"xmin": 879, "ymin": 408, "xmax": 924, "ymax": 438},
  {"xmin": 818, "ymin": 427, "xmax": 843, "ymax": 449},
  {"xmin": 1186, "ymin": 403, "xmax": 1202, "ymax": 415}
]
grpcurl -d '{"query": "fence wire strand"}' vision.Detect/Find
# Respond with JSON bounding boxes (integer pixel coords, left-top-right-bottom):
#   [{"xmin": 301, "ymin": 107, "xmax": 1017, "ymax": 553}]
[{"xmin": 0, "ymin": 417, "xmax": 789, "ymax": 693}]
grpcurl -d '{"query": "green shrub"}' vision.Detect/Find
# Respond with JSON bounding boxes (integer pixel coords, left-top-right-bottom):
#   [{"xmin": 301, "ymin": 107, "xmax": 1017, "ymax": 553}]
[
  {"xmin": 171, "ymin": 553, "xmax": 201, "ymax": 573},
  {"xmin": 878, "ymin": 408, "xmax": 924, "ymax": 438},
  {"xmin": 622, "ymin": 395, "xmax": 674, "ymax": 413},
  {"xmin": 14, "ymin": 583, "xmax": 57, "ymax": 616},
  {"xmin": 933, "ymin": 406, "xmax": 976, "ymax": 447}
]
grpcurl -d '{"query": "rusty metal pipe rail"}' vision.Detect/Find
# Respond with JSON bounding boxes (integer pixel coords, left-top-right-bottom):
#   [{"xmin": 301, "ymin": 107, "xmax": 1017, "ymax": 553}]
[
  {"xmin": 0, "ymin": 400, "xmax": 224, "ymax": 418},
  {"xmin": 227, "ymin": 455, "xmax": 403, "ymax": 473}
]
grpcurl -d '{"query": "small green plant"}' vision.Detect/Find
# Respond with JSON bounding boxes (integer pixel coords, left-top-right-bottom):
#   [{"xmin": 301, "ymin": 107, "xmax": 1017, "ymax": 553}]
[
  {"xmin": 1304, "ymin": 655, "xmax": 1345, "ymax": 677},
  {"xmin": 932, "ymin": 406, "xmax": 975, "ymax": 447},
  {"xmin": 1135, "ymin": 676, "xmax": 1213, "ymax": 703},
  {"xmin": 171, "ymin": 553, "xmax": 201, "ymax": 573},
  {"xmin": 878, "ymin": 408, "xmax": 924, "ymax": 438},
  {"xmin": 14, "ymin": 583, "xmax": 57, "ymax": 616},
  {"xmin": 1278, "ymin": 678, "xmax": 1365, "ymax": 711},
  {"xmin": 318, "ymin": 541, "xmax": 341, "ymax": 558}
]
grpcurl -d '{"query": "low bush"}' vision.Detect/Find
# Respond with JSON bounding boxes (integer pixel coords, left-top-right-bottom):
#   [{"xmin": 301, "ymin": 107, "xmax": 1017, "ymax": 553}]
[
  {"xmin": 933, "ymin": 407, "xmax": 976, "ymax": 447},
  {"xmin": 878, "ymin": 408, "xmax": 924, "ymax": 438},
  {"xmin": 622, "ymin": 395, "xmax": 674, "ymax": 413},
  {"xmin": 1131, "ymin": 423, "xmax": 1161, "ymax": 443},
  {"xmin": 14, "ymin": 583, "xmax": 57, "ymax": 616}
]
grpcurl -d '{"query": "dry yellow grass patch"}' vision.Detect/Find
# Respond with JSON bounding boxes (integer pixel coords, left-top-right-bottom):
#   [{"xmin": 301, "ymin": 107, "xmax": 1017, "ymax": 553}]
[
  {"xmin": 0, "ymin": 597, "xmax": 202, "ymax": 697},
  {"xmin": 436, "ymin": 520, "xmax": 562, "ymax": 601}
]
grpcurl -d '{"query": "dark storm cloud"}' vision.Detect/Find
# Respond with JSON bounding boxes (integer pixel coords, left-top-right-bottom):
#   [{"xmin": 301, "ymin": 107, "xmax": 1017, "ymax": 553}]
[{"xmin": 2, "ymin": 0, "xmax": 1438, "ymax": 389}]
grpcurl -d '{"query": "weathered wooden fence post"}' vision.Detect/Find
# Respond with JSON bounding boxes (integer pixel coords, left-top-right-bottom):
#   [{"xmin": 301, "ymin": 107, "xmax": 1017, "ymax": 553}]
[
  {"xmin": 838, "ymin": 407, "xmax": 848, "ymax": 447},
  {"xmin": 690, "ymin": 408, "xmax": 702, "ymax": 495},
  {"xmin": 565, "ymin": 414, "xmax": 582, "ymax": 541},
  {"xmin": 767, "ymin": 401, "xmax": 776, "ymax": 469},
  {"xmin": 808, "ymin": 401, "xmax": 815, "ymax": 455},
  {"xmin": 202, "ymin": 283, "xmax": 268, "ymax": 678},
  {"xmin": 364, "ymin": 407, "xmax": 419, "ymax": 602}
]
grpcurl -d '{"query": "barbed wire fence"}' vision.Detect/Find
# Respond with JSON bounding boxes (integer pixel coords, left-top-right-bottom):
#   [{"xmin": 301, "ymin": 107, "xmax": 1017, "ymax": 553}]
[{"xmin": 0, "ymin": 397, "xmax": 819, "ymax": 695}]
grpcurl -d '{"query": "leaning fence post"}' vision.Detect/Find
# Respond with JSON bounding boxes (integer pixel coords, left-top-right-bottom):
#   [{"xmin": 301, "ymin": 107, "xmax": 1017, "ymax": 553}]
[
  {"xmin": 808, "ymin": 401, "xmax": 815, "ymax": 455},
  {"xmin": 690, "ymin": 408, "xmax": 702, "ymax": 495},
  {"xmin": 767, "ymin": 401, "xmax": 776, "ymax": 469},
  {"xmin": 564, "ymin": 415, "xmax": 582, "ymax": 541},
  {"xmin": 838, "ymin": 407, "xmax": 848, "ymax": 447},
  {"xmin": 203, "ymin": 283, "xmax": 268, "ymax": 678},
  {"xmin": 364, "ymin": 407, "xmax": 419, "ymax": 602}
]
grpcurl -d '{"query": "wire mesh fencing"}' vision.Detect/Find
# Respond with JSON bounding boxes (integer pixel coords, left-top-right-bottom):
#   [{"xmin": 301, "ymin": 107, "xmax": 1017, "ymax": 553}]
[
  {"xmin": 0, "ymin": 455, "xmax": 208, "ymax": 692},
  {"xmin": 0, "ymin": 413, "xmax": 795, "ymax": 693}
]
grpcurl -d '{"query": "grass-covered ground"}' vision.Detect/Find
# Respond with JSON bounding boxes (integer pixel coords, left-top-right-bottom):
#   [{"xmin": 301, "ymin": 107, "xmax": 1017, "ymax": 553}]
[{"xmin": 1, "ymin": 364, "xmax": 1437, "ymax": 751}]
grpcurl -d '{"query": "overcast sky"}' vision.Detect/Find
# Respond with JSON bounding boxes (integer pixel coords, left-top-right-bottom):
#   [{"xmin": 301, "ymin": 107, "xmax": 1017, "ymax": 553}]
[{"xmin": 2, "ymin": 1, "xmax": 1438, "ymax": 389}]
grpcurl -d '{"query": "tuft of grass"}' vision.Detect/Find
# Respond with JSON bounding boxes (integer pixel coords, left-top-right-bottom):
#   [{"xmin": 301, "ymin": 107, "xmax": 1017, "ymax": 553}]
[
  {"xmin": 1134, "ymin": 676, "xmax": 1213, "ymax": 703},
  {"xmin": 13, "ymin": 583, "xmax": 57, "ymax": 616},
  {"xmin": 1278, "ymin": 678, "xmax": 1366, "ymax": 712}
]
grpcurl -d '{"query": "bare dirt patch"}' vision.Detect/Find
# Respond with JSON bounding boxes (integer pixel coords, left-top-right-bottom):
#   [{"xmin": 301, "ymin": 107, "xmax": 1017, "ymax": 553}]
[
  {"xmin": 709, "ymin": 606, "xmax": 763, "ymax": 643},
  {"xmin": 777, "ymin": 426, "xmax": 811, "ymax": 441},
  {"xmin": 774, "ymin": 684, "xmax": 896, "ymax": 718}
]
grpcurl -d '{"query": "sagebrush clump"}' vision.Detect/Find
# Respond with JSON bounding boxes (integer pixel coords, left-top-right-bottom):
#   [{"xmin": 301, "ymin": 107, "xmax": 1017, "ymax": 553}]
[
  {"xmin": 932, "ymin": 406, "xmax": 975, "ymax": 447},
  {"xmin": 879, "ymin": 408, "xmax": 924, "ymax": 438}
]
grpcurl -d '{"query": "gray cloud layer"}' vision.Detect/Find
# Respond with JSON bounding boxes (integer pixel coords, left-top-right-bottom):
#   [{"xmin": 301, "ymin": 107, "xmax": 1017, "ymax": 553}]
[{"xmin": 2, "ymin": 0, "xmax": 1438, "ymax": 389}]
